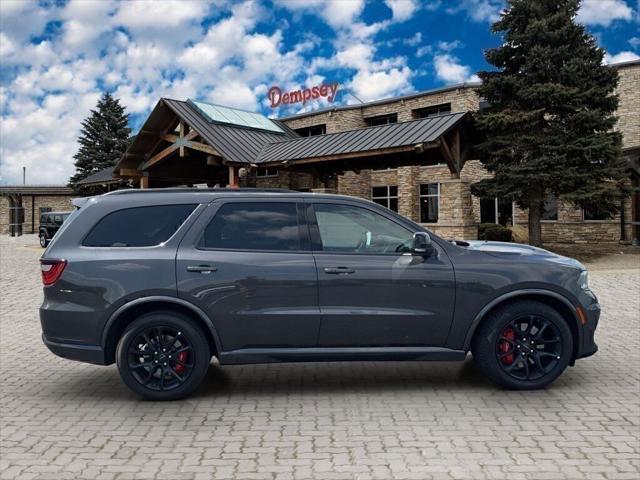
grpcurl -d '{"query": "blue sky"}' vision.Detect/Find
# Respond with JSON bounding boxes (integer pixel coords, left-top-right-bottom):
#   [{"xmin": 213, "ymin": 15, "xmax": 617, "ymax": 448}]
[{"xmin": 1, "ymin": 0, "xmax": 639, "ymax": 185}]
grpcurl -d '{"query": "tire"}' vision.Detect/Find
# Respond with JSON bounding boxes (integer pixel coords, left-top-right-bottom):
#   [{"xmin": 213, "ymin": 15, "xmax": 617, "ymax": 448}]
[
  {"xmin": 116, "ymin": 310, "xmax": 210, "ymax": 400},
  {"xmin": 472, "ymin": 300, "xmax": 573, "ymax": 390},
  {"xmin": 39, "ymin": 233, "xmax": 49, "ymax": 248}
]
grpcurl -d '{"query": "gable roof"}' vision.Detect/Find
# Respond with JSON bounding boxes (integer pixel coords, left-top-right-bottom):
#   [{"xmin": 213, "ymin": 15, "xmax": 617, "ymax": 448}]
[
  {"xmin": 75, "ymin": 166, "xmax": 119, "ymax": 186},
  {"xmin": 257, "ymin": 111, "xmax": 469, "ymax": 164},
  {"xmin": 161, "ymin": 99, "xmax": 298, "ymax": 165}
]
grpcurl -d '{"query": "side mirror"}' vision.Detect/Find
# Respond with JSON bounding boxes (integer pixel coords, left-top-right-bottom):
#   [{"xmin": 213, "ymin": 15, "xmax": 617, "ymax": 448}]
[{"xmin": 413, "ymin": 232, "xmax": 434, "ymax": 256}]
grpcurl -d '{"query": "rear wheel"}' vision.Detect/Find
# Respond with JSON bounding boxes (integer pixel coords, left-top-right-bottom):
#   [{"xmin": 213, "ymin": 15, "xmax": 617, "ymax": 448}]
[
  {"xmin": 116, "ymin": 311, "xmax": 210, "ymax": 400},
  {"xmin": 39, "ymin": 233, "xmax": 48, "ymax": 248},
  {"xmin": 472, "ymin": 300, "xmax": 573, "ymax": 390}
]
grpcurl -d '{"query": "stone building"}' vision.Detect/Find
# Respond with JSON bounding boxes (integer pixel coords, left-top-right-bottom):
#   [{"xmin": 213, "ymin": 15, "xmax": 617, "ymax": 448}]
[
  {"xmin": 108, "ymin": 59, "xmax": 638, "ymax": 244},
  {"xmin": 272, "ymin": 60, "xmax": 639, "ymax": 243},
  {"xmin": 0, "ymin": 186, "xmax": 74, "ymax": 235}
]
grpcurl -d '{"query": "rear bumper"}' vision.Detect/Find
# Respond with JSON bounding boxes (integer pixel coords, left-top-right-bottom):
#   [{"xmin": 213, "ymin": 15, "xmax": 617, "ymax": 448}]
[{"xmin": 42, "ymin": 334, "xmax": 107, "ymax": 365}]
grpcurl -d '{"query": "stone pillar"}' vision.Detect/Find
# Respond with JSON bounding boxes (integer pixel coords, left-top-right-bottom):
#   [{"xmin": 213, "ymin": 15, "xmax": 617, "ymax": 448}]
[
  {"xmin": 398, "ymin": 166, "xmax": 419, "ymax": 222},
  {"xmin": 338, "ymin": 170, "xmax": 371, "ymax": 199}
]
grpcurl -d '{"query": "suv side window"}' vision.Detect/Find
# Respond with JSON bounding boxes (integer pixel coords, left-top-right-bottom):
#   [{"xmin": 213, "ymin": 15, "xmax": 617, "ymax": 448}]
[
  {"xmin": 200, "ymin": 202, "xmax": 302, "ymax": 251},
  {"xmin": 83, "ymin": 204, "xmax": 196, "ymax": 247},
  {"xmin": 313, "ymin": 203, "xmax": 413, "ymax": 254}
]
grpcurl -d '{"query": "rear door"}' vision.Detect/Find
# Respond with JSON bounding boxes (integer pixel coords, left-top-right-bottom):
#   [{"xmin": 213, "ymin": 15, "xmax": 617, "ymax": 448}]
[
  {"xmin": 308, "ymin": 200, "xmax": 455, "ymax": 347},
  {"xmin": 176, "ymin": 198, "xmax": 320, "ymax": 352}
]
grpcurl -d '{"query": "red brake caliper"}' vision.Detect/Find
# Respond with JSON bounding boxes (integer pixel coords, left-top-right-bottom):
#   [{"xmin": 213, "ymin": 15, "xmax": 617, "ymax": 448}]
[
  {"xmin": 175, "ymin": 351, "xmax": 188, "ymax": 374},
  {"xmin": 500, "ymin": 328, "xmax": 515, "ymax": 365}
]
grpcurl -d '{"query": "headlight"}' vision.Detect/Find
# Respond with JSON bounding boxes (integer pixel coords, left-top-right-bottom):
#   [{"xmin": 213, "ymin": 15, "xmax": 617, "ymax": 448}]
[{"xmin": 579, "ymin": 270, "xmax": 589, "ymax": 290}]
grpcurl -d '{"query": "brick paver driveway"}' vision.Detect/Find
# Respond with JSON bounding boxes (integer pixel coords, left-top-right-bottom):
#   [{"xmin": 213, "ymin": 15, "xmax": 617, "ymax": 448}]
[{"xmin": 1, "ymin": 235, "xmax": 639, "ymax": 480}]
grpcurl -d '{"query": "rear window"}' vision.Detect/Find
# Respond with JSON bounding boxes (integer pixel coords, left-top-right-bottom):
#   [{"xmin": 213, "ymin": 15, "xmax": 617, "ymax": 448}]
[{"xmin": 83, "ymin": 204, "xmax": 196, "ymax": 247}]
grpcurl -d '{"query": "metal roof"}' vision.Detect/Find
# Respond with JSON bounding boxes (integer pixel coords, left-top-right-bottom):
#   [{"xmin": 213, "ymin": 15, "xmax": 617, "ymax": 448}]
[
  {"xmin": 257, "ymin": 111, "xmax": 469, "ymax": 164},
  {"xmin": 75, "ymin": 166, "xmax": 119, "ymax": 185},
  {"xmin": 162, "ymin": 99, "xmax": 298, "ymax": 165},
  {"xmin": 0, "ymin": 185, "xmax": 74, "ymax": 195}
]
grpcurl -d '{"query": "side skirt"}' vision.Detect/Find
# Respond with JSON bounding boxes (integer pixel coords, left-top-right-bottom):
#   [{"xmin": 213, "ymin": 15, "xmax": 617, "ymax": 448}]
[{"xmin": 219, "ymin": 346, "xmax": 467, "ymax": 365}]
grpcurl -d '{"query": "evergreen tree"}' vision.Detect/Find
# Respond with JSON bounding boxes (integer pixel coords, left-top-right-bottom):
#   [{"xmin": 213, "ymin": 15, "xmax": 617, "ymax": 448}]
[
  {"xmin": 69, "ymin": 92, "xmax": 131, "ymax": 185},
  {"xmin": 471, "ymin": 0, "xmax": 627, "ymax": 246}
]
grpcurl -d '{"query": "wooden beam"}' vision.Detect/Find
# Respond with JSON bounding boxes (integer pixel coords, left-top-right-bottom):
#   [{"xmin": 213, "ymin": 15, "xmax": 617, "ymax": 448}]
[
  {"xmin": 184, "ymin": 140, "xmax": 221, "ymax": 157},
  {"xmin": 119, "ymin": 168, "xmax": 143, "ymax": 177},
  {"xmin": 439, "ymin": 137, "xmax": 460, "ymax": 176},
  {"xmin": 139, "ymin": 175, "xmax": 149, "ymax": 189},
  {"xmin": 179, "ymin": 122, "xmax": 185, "ymax": 157},
  {"xmin": 142, "ymin": 142, "xmax": 179, "ymax": 170},
  {"xmin": 279, "ymin": 144, "xmax": 435, "ymax": 166}
]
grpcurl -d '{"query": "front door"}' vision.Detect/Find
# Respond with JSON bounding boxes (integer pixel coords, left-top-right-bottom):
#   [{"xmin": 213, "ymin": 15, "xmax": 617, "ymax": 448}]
[
  {"xmin": 177, "ymin": 199, "xmax": 320, "ymax": 352},
  {"xmin": 308, "ymin": 201, "xmax": 455, "ymax": 347}
]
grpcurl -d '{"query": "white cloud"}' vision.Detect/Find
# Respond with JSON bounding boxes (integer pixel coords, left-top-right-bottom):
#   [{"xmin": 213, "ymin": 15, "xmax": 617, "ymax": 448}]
[
  {"xmin": 603, "ymin": 50, "xmax": 640, "ymax": 64},
  {"xmin": 577, "ymin": 0, "xmax": 633, "ymax": 27},
  {"xmin": 433, "ymin": 54, "xmax": 479, "ymax": 83},
  {"xmin": 629, "ymin": 37, "xmax": 640, "ymax": 49},
  {"xmin": 446, "ymin": 0, "xmax": 502, "ymax": 23},
  {"xmin": 437, "ymin": 40, "xmax": 463, "ymax": 51},
  {"xmin": 385, "ymin": 0, "xmax": 418, "ymax": 22}
]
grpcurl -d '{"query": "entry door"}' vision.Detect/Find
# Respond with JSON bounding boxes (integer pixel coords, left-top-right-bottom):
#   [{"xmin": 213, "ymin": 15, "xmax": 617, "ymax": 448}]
[
  {"xmin": 308, "ymin": 202, "xmax": 455, "ymax": 347},
  {"xmin": 177, "ymin": 199, "xmax": 320, "ymax": 352}
]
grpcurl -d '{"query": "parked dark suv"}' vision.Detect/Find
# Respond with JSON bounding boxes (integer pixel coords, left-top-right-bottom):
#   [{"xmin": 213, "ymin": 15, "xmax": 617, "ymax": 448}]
[
  {"xmin": 40, "ymin": 189, "xmax": 599, "ymax": 400},
  {"xmin": 39, "ymin": 211, "xmax": 71, "ymax": 247}
]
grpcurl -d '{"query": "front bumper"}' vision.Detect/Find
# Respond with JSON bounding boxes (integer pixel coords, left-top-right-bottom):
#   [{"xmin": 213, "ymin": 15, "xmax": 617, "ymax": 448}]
[
  {"xmin": 42, "ymin": 334, "xmax": 107, "ymax": 365},
  {"xmin": 576, "ymin": 290, "xmax": 600, "ymax": 359}
]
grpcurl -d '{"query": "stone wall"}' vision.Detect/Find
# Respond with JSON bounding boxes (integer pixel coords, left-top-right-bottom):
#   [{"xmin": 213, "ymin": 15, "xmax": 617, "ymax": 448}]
[
  {"xmin": 0, "ymin": 195, "xmax": 74, "ymax": 235},
  {"xmin": 283, "ymin": 85, "xmax": 481, "ymax": 132},
  {"xmin": 615, "ymin": 62, "xmax": 639, "ymax": 150}
]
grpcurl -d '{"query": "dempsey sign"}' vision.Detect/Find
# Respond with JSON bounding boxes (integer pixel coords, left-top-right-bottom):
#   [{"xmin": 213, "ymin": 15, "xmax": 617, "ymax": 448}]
[{"xmin": 268, "ymin": 83, "xmax": 339, "ymax": 108}]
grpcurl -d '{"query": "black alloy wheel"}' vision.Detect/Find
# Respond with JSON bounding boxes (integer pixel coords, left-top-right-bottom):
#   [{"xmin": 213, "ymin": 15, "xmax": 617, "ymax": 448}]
[
  {"xmin": 116, "ymin": 311, "xmax": 211, "ymax": 400},
  {"xmin": 472, "ymin": 300, "xmax": 573, "ymax": 390},
  {"xmin": 496, "ymin": 315, "xmax": 562, "ymax": 381},
  {"xmin": 127, "ymin": 326, "xmax": 194, "ymax": 392}
]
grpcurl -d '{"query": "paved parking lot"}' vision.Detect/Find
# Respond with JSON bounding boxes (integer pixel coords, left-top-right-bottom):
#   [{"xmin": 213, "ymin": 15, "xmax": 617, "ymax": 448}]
[{"xmin": 1, "ymin": 234, "xmax": 639, "ymax": 480}]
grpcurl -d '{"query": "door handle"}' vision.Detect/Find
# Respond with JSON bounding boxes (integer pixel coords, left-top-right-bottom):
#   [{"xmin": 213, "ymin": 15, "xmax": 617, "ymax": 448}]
[
  {"xmin": 186, "ymin": 265, "xmax": 217, "ymax": 274},
  {"xmin": 324, "ymin": 267, "xmax": 356, "ymax": 274}
]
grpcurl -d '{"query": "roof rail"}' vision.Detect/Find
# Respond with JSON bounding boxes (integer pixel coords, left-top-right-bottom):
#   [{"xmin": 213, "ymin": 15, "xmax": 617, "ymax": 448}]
[{"xmin": 104, "ymin": 187, "xmax": 296, "ymax": 195}]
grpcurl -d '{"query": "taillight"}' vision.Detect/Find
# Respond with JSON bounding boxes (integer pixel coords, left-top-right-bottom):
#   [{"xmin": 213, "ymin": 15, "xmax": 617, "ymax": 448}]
[{"xmin": 40, "ymin": 259, "xmax": 67, "ymax": 286}]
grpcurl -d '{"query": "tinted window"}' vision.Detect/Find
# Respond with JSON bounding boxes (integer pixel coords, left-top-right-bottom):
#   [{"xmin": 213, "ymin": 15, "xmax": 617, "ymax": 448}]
[
  {"xmin": 83, "ymin": 204, "xmax": 196, "ymax": 247},
  {"xmin": 201, "ymin": 202, "xmax": 301, "ymax": 251},
  {"xmin": 542, "ymin": 195, "xmax": 558, "ymax": 221},
  {"xmin": 313, "ymin": 203, "xmax": 412, "ymax": 254}
]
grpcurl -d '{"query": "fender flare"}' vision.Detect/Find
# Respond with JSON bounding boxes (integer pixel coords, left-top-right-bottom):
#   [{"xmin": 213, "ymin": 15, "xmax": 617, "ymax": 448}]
[
  {"xmin": 462, "ymin": 288, "xmax": 580, "ymax": 351},
  {"xmin": 102, "ymin": 296, "xmax": 223, "ymax": 354}
]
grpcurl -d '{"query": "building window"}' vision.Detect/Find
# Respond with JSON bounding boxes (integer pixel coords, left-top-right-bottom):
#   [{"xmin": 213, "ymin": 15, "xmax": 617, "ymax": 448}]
[
  {"xmin": 412, "ymin": 103, "xmax": 452, "ymax": 119},
  {"xmin": 583, "ymin": 202, "xmax": 610, "ymax": 221},
  {"xmin": 542, "ymin": 195, "xmax": 558, "ymax": 221},
  {"xmin": 256, "ymin": 167, "xmax": 279, "ymax": 178},
  {"xmin": 480, "ymin": 197, "xmax": 513, "ymax": 226},
  {"xmin": 371, "ymin": 186, "xmax": 398, "ymax": 211},
  {"xmin": 294, "ymin": 124, "xmax": 326, "ymax": 137},
  {"xmin": 366, "ymin": 113, "xmax": 397, "ymax": 126},
  {"xmin": 419, "ymin": 183, "xmax": 439, "ymax": 223}
]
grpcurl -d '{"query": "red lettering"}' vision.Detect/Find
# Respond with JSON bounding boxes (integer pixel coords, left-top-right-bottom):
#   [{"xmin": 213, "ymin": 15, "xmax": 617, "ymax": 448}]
[
  {"xmin": 267, "ymin": 86, "xmax": 281, "ymax": 108},
  {"xmin": 268, "ymin": 83, "xmax": 340, "ymax": 108}
]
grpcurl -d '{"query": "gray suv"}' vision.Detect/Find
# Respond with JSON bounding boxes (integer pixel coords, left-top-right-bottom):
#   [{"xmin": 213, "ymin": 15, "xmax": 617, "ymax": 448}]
[{"xmin": 40, "ymin": 189, "xmax": 599, "ymax": 400}]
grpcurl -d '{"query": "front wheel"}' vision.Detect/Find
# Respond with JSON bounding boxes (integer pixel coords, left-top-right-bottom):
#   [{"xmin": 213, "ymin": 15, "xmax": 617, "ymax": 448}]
[
  {"xmin": 39, "ymin": 233, "xmax": 49, "ymax": 248},
  {"xmin": 116, "ymin": 311, "xmax": 211, "ymax": 400},
  {"xmin": 472, "ymin": 300, "xmax": 573, "ymax": 390}
]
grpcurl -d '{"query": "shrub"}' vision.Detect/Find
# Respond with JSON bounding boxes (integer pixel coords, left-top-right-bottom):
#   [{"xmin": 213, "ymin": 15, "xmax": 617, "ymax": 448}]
[{"xmin": 478, "ymin": 223, "xmax": 513, "ymax": 242}]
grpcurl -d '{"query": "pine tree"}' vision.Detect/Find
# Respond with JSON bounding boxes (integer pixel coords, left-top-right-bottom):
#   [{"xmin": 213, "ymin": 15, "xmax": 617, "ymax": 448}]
[
  {"xmin": 69, "ymin": 93, "xmax": 131, "ymax": 185},
  {"xmin": 471, "ymin": 0, "xmax": 627, "ymax": 246}
]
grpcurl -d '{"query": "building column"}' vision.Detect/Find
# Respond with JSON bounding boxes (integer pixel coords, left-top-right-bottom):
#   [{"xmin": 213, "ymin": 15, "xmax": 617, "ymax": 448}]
[
  {"xmin": 398, "ymin": 166, "xmax": 419, "ymax": 222},
  {"xmin": 139, "ymin": 174, "xmax": 149, "ymax": 189}
]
